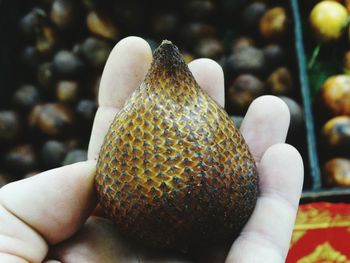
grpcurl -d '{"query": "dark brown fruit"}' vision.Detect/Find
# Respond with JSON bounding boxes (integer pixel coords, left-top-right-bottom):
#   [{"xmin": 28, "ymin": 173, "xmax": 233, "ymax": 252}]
[
  {"xmin": 228, "ymin": 74, "xmax": 265, "ymax": 113},
  {"xmin": 87, "ymin": 11, "xmax": 119, "ymax": 40},
  {"xmin": 52, "ymin": 50, "xmax": 85, "ymax": 78},
  {"xmin": 266, "ymin": 67, "xmax": 293, "ymax": 95},
  {"xmin": 3, "ymin": 145, "xmax": 38, "ymax": 174},
  {"xmin": 279, "ymin": 96, "xmax": 304, "ymax": 137},
  {"xmin": 95, "ymin": 41, "xmax": 258, "ymax": 250},
  {"xmin": 36, "ymin": 26, "xmax": 57, "ymax": 56},
  {"xmin": 227, "ymin": 46, "xmax": 266, "ymax": 76},
  {"xmin": 242, "ymin": 1, "xmax": 267, "ymax": 29},
  {"xmin": 62, "ymin": 149, "xmax": 87, "ymax": 165},
  {"xmin": 322, "ymin": 116, "xmax": 350, "ymax": 152},
  {"xmin": 321, "ymin": 75, "xmax": 350, "ymax": 116},
  {"xmin": 263, "ymin": 44, "xmax": 285, "ymax": 70},
  {"xmin": 180, "ymin": 23, "xmax": 216, "ymax": 47},
  {"xmin": 29, "ymin": 103, "xmax": 74, "ymax": 137},
  {"xmin": 41, "ymin": 140, "xmax": 67, "ymax": 168},
  {"xmin": 323, "ymin": 158, "xmax": 350, "ymax": 187},
  {"xmin": 38, "ymin": 62, "xmax": 55, "ymax": 89},
  {"xmin": 0, "ymin": 111, "xmax": 21, "ymax": 143},
  {"xmin": 76, "ymin": 99, "xmax": 97, "ymax": 124},
  {"xmin": 13, "ymin": 85, "xmax": 40, "ymax": 110},
  {"xmin": 259, "ymin": 7, "xmax": 288, "ymax": 40},
  {"xmin": 231, "ymin": 37, "xmax": 255, "ymax": 53},
  {"xmin": 195, "ymin": 38, "xmax": 224, "ymax": 59},
  {"xmin": 19, "ymin": 8, "xmax": 47, "ymax": 38},
  {"xmin": 80, "ymin": 37, "xmax": 112, "ymax": 69},
  {"xmin": 50, "ymin": 0, "xmax": 76, "ymax": 29},
  {"xmin": 56, "ymin": 80, "xmax": 79, "ymax": 103},
  {"xmin": 20, "ymin": 46, "xmax": 42, "ymax": 70}
]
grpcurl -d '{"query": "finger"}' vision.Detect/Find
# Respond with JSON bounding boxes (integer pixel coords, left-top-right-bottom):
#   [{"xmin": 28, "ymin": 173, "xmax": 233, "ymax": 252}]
[
  {"xmin": 226, "ymin": 144, "xmax": 304, "ymax": 263},
  {"xmin": 88, "ymin": 107, "xmax": 119, "ymax": 161},
  {"xmin": 240, "ymin": 95, "xmax": 290, "ymax": 164},
  {"xmin": 49, "ymin": 217, "xmax": 137, "ymax": 263},
  {"xmin": 88, "ymin": 37, "xmax": 153, "ymax": 160},
  {"xmin": 98, "ymin": 36, "xmax": 153, "ymax": 108},
  {"xmin": 188, "ymin": 58, "xmax": 225, "ymax": 107},
  {"xmin": 0, "ymin": 161, "xmax": 96, "ymax": 252}
]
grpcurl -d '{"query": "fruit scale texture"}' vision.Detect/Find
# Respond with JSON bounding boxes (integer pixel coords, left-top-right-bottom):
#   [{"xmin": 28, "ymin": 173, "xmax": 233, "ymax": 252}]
[{"xmin": 95, "ymin": 40, "xmax": 258, "ymax": 250}]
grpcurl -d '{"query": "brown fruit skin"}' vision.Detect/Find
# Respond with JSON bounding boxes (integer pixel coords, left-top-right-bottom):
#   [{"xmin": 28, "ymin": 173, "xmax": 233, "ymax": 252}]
[
  {"xmin": 96, "ymin": 42, "xmax": 258, "ymax": 250},
  {"xmin": 41, "ymin": 140, "xmax": 67, "ymax": 169},
  {"xmin": 0, "ymin": 111, "xmax": 21, "ymax": 143},
  {"xmin": 50, "ymin": 0, "xmax": 76, "ymax": 29},
  {"xmin": 227, "ymin": 46, "xmax": 266, "ymax": 76},
  {"xmin": 267, "ymin": 67, "xmax": 293, "ymax": 95},
  {"xmin": 38, "ymin": 62, "xmax": 55, "ymax": 89},
  {"xmin": 259, "ymin": 7, "xmax": 288, "ymax": 40},
  {"xmin": 87, "ymin": 11, "xmax": 119, "ymax": 40},
  {"xmin": 343, "ymin": 51, "xmax": 350, "ymax": 73},
  {"xmin": 323, "ymin": 158, "xmax": 350, "ymax": 187},
  {"xmin": 278, "ymin": 96, "xmax": 304, "ymax": 137},
  {"xmin": 321, "ymin": 75, "xmax": 350, "ymax": 116},
  {"xmin": 3, "ymin": 145, "xmax": 38, "ymax": 174},
  {"xmin": 195, "ymin": 37, "xmax": 224, "ymax": 59},
  {"xmin": 13, "ymin": 85, "xmax": 41, "ymax": 110},
  {"xmin": 322, "ymin": 116, "xmax": 350, "ymax": 152},
  {"xmin": 79, "ymin": 38, "xmax": 112, "ymax": 69},
  {"xmin": 56, "ymin": 80, "xmax": 79, "ymax": 103},
  {"xmin": 231, "ymin": 37, "xmax": 255, "ymax": 53},
  {"xmin": 29, "ymin": 103, "xmax": 74, "ymax": 137},
  {"xmin": 19, "ymin": 8, "xmax": 47, "ymax": 38},
  {"xmin": 228, "ymin": 74, "xmax": 265, "ymax": 113},
  {"xmin": 36, "ymin": 26, "xmax": 57, "ymax": 56}
]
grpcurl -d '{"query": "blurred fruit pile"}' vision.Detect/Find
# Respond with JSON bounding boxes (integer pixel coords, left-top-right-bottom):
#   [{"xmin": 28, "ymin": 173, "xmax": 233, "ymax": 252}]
[
  {"xmin": 304, "ymin": 0, "xmax": 350, "ymax": 188},
  {"xmin": 0, "ymin": 0, "xmax": 306, "ymax": 187}
]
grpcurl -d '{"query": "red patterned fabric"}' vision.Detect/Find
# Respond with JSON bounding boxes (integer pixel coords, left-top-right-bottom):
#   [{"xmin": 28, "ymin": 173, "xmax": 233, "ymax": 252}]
[{"xmin": 287, "ymin": 202, "xmax": 350, "ymax": 262}]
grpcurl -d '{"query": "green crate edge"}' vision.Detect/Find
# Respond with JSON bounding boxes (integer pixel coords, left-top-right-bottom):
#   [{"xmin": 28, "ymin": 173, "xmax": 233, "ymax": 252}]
[{"xmin": 291, "ymin": 0, "xmax": 321, "ymax": 190}]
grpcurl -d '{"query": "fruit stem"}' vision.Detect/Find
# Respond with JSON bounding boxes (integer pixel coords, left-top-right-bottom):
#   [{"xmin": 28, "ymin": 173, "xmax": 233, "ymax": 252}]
[{"xmin": 308, "ymin": 43, "xmax": 321, "ymax": 70}]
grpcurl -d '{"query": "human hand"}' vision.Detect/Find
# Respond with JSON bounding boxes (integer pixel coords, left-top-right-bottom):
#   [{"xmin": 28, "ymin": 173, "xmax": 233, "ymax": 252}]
[{"xmin": 0, "ymin": 37, "xmax": 303, "ymax": 263}]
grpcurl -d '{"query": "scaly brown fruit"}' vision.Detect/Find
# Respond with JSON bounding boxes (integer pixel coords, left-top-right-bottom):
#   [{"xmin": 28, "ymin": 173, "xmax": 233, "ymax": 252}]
[{"xmin": 95, "ymin": 41, "xmax": 258, "ymax": 250}]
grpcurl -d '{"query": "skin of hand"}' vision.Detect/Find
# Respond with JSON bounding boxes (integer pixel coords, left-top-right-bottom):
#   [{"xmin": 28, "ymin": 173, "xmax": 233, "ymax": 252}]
[{"xmin": 0, "ymin": 37, "xmax": 304, "ymax": 263}]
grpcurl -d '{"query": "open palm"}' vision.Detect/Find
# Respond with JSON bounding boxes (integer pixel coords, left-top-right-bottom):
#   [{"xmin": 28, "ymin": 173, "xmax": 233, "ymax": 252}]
[{"xmin": 0, "ymin": 37, "xmax": 303, "ymax": 263}]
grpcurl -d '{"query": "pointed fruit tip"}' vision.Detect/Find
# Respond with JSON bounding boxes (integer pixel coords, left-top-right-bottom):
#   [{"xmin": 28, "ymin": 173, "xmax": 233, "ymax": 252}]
[{"xmin": 161, "ymin": 39, "xmax": 173, "ymax": 45}]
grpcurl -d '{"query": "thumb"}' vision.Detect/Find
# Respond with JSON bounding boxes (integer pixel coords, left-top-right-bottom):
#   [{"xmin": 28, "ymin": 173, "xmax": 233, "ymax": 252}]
[{"xmin": 0, "ymin": 161, "xmax": 96, "ymax": 262}]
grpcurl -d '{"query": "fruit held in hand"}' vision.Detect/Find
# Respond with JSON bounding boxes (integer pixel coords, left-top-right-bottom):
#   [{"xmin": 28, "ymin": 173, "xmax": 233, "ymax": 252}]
[{"xmin": 95, "ymin": 41, "xmax": 258, "ymax": 249}]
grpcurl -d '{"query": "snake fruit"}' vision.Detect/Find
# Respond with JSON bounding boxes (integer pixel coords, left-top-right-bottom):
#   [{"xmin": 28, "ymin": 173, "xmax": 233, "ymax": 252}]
[{"xmin": 95, "ymin": 40, "xmax": 258, "ymax": 249}]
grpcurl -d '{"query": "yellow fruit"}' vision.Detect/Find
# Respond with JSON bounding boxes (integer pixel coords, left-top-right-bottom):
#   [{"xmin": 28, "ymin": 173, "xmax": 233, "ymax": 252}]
[
  {"xmin": 95, "ymin": 41, "xmax": 258, "ymax": 249},
  {"xmin": 323, "ymin": 158, "xmax": 350, "ymax": 187},
  {"xmin": 259, "ymin": 7, "xmax": 288, "ymax": 40},
  {"xmin": 321, "ymin": 75, "xmax": 350, "ymax": 115},
  {"xmin": 310, "ymin": 1, "xmax": 348, "ymax": 42}
]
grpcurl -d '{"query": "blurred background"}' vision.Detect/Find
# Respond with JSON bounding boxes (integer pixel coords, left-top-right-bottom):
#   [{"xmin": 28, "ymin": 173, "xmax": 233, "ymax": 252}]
[
  {"xmin": 0, "ymin": 0, "xmax": 306, "ymax": 184},
  {"xmin": 1, "ymin": 0, "xmax": 350, "ymax": 260}
]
